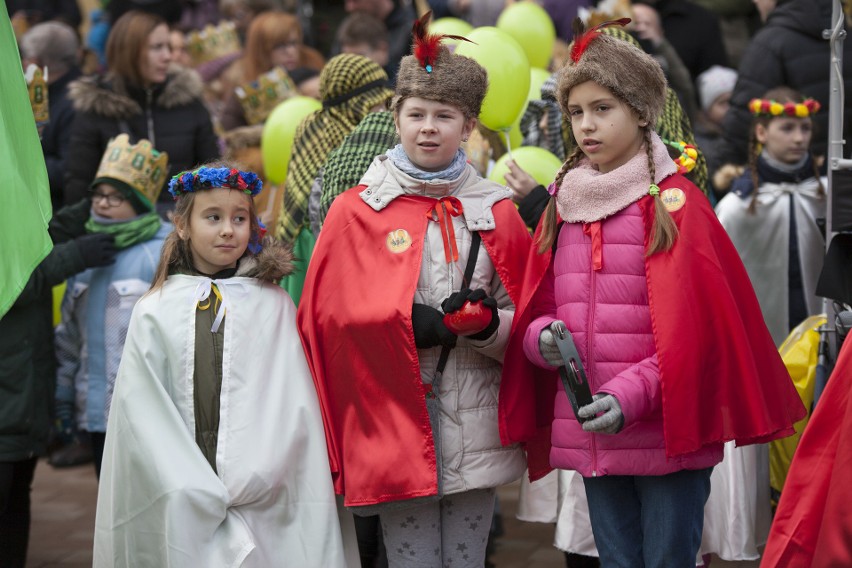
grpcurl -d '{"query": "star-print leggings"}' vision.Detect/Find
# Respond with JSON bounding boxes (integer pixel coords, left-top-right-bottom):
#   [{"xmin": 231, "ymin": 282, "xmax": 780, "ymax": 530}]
[{"xmin": 379, "ymin": 487, "xmax": 496, "ymax": 567}]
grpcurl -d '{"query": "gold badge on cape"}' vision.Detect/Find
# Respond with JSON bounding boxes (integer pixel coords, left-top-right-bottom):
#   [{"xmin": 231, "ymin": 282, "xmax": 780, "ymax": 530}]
[
  {"xmin": 661, "ymin": 188, "xmax": 686, "ymax": 212},
  {"xmin": 387, "ymin": 229, "xmax": 412, "ymax": 253}
]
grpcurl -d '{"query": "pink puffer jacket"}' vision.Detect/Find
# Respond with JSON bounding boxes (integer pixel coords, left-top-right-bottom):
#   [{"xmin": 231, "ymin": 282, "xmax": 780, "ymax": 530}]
[{"xmin": 523, "ymin": 202, "xmax": 722, "ymax": 477}]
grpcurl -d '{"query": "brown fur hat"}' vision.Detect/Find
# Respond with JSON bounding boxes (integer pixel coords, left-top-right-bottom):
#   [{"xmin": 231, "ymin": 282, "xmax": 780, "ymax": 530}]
[
  {"xmin": 557, "ymin": 19, "xmax": 667, "ymax": 128},
  {"xmin": 391, "ymin": 16, "xmax": 488, "ymax": 120}
]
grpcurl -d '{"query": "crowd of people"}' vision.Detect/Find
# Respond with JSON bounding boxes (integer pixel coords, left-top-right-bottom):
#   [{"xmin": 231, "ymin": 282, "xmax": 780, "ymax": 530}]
[{"xmin": 2, "ymin": 0, "xmax": 851, "ymax": 567}]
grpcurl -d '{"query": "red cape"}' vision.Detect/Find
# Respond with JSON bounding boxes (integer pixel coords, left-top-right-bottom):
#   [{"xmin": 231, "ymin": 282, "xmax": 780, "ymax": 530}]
[
  {"xmin": 506, "ymin": 174, "xmax": 805, "ymax": 460},
  {"xmin": 762, "ymin": 338, "xmax": 852, "ymax": 567},
  {"xmin": 297, "ymin": 187, "xmax": 551, "ymax": 507}
]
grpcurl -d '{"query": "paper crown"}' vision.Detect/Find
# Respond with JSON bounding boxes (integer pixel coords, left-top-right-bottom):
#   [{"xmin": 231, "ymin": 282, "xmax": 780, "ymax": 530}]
[
  {"xmin": 236, "ymin": 67, "xmax": 298, "ymax": 125},
  {"xmin": 186, "ymin": 21, "xmax": 241, "ymax": 67},
  {"xmin": 93, "ymin": 134, "xmax": 170, "ymax": 208},
  {"xmin": 25, "ymin": 64, "xmax": 49, "ymax": 128}
]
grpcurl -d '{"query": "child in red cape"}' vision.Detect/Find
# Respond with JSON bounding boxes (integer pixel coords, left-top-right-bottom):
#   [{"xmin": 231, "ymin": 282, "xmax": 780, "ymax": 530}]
[
  {"xmin": 520, "ymin": 18, "xmax": 806, "ymax": 567},
  {"xmin": 297, "ymin": 13, "xmax": 550, "ymax": 568}
]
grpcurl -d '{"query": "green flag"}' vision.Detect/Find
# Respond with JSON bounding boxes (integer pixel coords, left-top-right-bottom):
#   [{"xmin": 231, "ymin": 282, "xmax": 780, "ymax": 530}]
[{"xmin": 0, "ymin": 5, "xmax": 53, "ymax": 319}]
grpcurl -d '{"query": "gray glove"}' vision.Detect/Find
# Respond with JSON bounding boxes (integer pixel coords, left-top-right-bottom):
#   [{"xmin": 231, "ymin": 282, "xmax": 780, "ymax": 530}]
[
  {"xmin": 538, "ymin": 320, "xmax": 565, "ymax": 367},
  {"xmin": 579, "ymin": 394, "xmax": 624, "ymax": 434}
]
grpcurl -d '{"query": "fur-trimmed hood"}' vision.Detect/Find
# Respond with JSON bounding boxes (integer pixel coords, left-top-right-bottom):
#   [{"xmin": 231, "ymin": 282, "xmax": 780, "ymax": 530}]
[
  {"xmin": 236, "ymin": 237, "xmax": 294, "ymax": 282},
  {"xmin": 68, "ymin": 66, "xmax": 206, "ymax": 119}
]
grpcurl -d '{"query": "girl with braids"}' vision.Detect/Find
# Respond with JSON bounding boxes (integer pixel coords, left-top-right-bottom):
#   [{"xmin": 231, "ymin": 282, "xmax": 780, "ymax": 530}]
[
  {"xmin": 715, "ymin": 86, "xmax": 826, "ymax": 347},
  {"xmin": 93, "ymin": 161, "xmax": 349, "ymax": 566},
  {"xmin": 518, "ymin": 19, "xmax": 805, "ymax": 567}
]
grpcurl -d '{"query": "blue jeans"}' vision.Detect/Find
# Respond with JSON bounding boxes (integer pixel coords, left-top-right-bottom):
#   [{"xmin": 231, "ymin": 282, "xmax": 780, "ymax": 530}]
[{"xmin": 583, "ymin": 467, "xmax": 713, "ymax": 568}]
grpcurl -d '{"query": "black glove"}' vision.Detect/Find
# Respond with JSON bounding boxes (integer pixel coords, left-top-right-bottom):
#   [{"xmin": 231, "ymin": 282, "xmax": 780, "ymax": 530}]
[
  {"xmin": 74, "ymin": 233, "xmax": 118, "ymax": 268},
  {"xmin": 412, "ymin": 303, "xmax": 457, "ymax": 349},
  {"xmin": 441, "ymin": 288, "xmax": 499, "ymax": 341}
]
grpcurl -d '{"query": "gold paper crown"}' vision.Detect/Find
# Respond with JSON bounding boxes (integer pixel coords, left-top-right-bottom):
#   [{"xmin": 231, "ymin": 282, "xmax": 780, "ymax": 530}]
[
  {"xmin": 235, "ymin": 67, "xmax": 298, "ymax": 125},
  {"xmin": 25, "ymin": 64, "xmax": 49, "ymax": 127},
  {"xmin": 94, "ymin": 134, "xmax": 170, "ymax": 208},
  {"xmin": 186, "ymin": 21, "xmax": 242, "ymax": 67}
]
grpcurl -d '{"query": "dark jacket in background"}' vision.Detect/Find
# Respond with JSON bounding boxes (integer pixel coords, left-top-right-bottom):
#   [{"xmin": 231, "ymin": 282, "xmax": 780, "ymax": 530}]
[
  {"xmin": 41, "ymin": 66, "xmax": 80, "ymax": 211},
  {"xmin": 64, "ymin": 67, "xmax": 218, "ymax": 207},
  {"xmin": 0, "ymin": 199, "xmax": 90, "ymax": 462},
  {"xmin": 646, "ymin": 0, "xmax": 728, "ymax": 81},
  {"xmin": 720, "ymin": 0, "xmax": 852, "ymax": 164}
]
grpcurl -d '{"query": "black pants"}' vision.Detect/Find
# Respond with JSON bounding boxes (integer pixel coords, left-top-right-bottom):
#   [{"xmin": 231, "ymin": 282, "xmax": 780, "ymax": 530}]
[
  {"xmin": 0, "ymin": 457, "xmax": 38, "ymax": 568},
  {"xmin": 88, "ymin": 431, "xmax": 106, "ymax": 479}
]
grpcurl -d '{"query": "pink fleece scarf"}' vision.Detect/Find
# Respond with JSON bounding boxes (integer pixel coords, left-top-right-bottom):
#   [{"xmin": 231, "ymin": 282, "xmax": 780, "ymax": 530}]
[{"xmin": 556, "ymin": 131, "xmax": 677, "ymax": 223}]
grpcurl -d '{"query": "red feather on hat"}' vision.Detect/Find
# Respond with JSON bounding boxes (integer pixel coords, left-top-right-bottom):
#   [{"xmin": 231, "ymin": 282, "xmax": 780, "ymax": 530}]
[
  {"xmin": 570, "ymin": 17, "xmax": 632, "ymax": 63},
  {"xmin": 412, "ymin": 11, "xmax": 473, "ymax": 72}
]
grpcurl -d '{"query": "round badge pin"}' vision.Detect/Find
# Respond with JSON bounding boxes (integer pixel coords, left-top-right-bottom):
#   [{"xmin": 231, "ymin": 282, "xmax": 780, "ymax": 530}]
[
  {"xmin": 660, "ymin": 188, "xmax": 686, "ymax": 212},
  {"xmin": 386, "ymin": 229, "xmax": 412, "ymax": 253}
]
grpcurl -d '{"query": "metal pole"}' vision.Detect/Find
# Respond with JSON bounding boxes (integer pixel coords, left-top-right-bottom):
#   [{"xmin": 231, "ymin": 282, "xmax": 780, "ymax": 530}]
[{"xmin": 815, "ymin": 0, "xmax": 847, "ymax": 404}]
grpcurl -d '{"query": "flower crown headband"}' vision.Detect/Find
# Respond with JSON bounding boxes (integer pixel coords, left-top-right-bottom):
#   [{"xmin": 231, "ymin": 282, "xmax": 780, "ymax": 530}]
[
  {"xmin": 748, "ymin": 98, "xmax": 821, "ymax": 118},
  {"xmin": 168, "ymin": 166, "xmax": 262, "ymax": 199}
]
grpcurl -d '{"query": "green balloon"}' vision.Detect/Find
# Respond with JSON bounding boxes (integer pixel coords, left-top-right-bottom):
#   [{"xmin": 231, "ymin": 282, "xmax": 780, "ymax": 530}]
[
  {"xmin": 527, "ymin": 68, "xmax": 552, "ymax": 105},
  {"xmin": 430, "ymin": 18, "xmax": 474, "ymax": 46},
  {"xmin": 261, "ymin": 96, "xmax": 322, "ymax": 184},
  {"xmin": 488, "ymin": 146, "xmax": 563, "ymax": 187},
  {"xmin": 496, "ymin": 2, "xmax": 556, "ymax": 70},
  {"xmin": 455, "ymin": 27, "xmax": 530, "ymax": 132}
]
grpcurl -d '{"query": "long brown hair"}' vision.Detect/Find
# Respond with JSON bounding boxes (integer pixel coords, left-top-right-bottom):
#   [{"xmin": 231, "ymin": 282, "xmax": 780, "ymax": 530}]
[
  {"xmin": 746, "ymin": 86, "xmax": 825, "ymax": 214},
  {"xmin": 106, "ymin": 11, "xmax": 167, "ymax": 87},
  {"xmin": 148, "ymin": 160, "xmax": 263, "ymax": 292},
  {"xmin": 242, "ymin": 12, "xmax": 303, "ymax": 82},
  {"xmin": 535, "ymin": 127, "xmax": 678, "ymax": 256}
]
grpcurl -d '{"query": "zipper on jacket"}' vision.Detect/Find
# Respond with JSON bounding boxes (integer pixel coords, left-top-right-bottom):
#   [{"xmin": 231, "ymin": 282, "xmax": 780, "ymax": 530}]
[
  {"xmin": 588, "ymin": 261, "xmax": 598, "ymax": 476},
  {"xmin": 145, "ymin": 89, "xmax": 156, "ymax": 147}
]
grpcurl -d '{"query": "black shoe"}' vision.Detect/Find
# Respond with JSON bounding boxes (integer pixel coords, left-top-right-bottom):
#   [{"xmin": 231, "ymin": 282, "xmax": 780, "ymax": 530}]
[{"xmin": 49, "ymin": 439, "xmax": 94, "ymax": 468}]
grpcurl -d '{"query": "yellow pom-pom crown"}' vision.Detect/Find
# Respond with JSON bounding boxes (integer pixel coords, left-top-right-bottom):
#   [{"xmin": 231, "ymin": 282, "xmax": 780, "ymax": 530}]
[{"xmin": 748, "ymin": 97, "xmax": 821, "ymax": 118}]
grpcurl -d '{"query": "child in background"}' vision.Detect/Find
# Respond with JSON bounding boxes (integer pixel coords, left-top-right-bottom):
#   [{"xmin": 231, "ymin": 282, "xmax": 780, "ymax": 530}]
[
  {"xmin": 54, "ymin": 135, "xmax": 171, "ymax": 478},
  {"xmin": 337, "ymin": 11, "xmax": 390, "ymax": 69},
  {"xmin": 522, "ymin": 19, "xmax": 805, "ymax": 566},
  {"xmin": 715, "ymin": 87, "xmax": 826, "ymax": 346},
  {"xmin": 695, "ymin": 65, "xmax": 738, "ymax": 200},
  {"xmin": 299, "ymin": 15, "xmax": 544, "ymax": 567},
  {"xmin": 93, "ymin": 161, "xmax": 348, "ymax": 567}
]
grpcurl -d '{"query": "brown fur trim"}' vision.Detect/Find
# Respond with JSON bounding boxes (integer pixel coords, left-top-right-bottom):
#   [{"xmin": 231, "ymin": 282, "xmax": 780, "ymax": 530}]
[
  {"xmin": 235, "ymin": 237, "xmax": 294, "ymax": 282},
  {"xmin": 713, "ymin": 164, "xmax": 744, "ymax": 194},
  {"xmin": 222, "ymin": 125, "xmax": 264, "ymax": 156},
  {"xmin": 68, "ymin": 66, "xmax": 205, "ymax": 118}
]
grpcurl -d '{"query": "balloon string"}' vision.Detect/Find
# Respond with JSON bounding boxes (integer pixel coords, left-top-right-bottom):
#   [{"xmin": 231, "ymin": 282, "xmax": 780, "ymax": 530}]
[{"xmin": 502, "ymin": 128, "xmax": 514, "ymax": 161}]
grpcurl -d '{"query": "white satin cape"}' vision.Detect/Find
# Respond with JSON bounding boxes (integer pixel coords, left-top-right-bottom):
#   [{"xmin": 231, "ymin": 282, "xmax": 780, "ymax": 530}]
[
  {"xmin": 715, "ymin": 177, "xmax": 826, "ymax": 347},
  {"xmin": 93, "ymin": 275, "xmax": 352, "ymax": 567}
]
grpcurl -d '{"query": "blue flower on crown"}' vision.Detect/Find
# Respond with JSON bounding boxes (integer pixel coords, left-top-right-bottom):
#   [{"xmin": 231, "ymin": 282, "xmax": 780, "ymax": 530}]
[{"xmin": 168, "ymin": 166, "xmax": 263, "ymax": 199}]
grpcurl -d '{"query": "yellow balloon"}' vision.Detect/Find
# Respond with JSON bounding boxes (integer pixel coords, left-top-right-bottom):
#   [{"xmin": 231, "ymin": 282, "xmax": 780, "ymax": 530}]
[
  {"xmin": 430, "ymin": 18, "xmax": 474, "ymax": 46},
  {"xmin": 261, "ymin": 96, "xmax": 322, "ymax": 184},
  {"xmin": 496, "ymin": 2, "xmax": 556, "ymax": 70},
  {"xmin": 488, "ymin": 146, "xmax": 563, "ymax": 187},
  {"xmin": 455, "ymin": 27, "xmax": 530, "ymax": 132}
]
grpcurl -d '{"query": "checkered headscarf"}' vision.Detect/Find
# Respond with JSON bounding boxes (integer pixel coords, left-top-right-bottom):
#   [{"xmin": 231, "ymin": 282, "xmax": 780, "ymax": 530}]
[{"xmin": 275, "ymin": 54, "xmax": 393, "ymax": 243}]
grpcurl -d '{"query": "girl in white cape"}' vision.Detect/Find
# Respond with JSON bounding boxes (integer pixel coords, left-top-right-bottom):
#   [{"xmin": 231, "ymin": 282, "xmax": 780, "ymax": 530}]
[{"xmin": 94, "ymin": 161, "xmax": 351, "ymax": 567}]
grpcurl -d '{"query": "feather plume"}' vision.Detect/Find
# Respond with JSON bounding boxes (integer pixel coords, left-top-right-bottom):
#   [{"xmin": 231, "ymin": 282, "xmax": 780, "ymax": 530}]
[
  {"xmin": 569, "ymin": 17, "xmax": 631, "ymax": 63},
  {"xmin": 412, "ymin": 11, "xmax": 473, "ymax": 73}
]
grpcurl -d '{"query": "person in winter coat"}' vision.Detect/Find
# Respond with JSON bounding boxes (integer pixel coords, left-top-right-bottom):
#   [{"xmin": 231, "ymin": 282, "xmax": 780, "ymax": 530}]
[
  {"xmin": 19, "ymin": 20, "xmax": 82, "ymax": 210},
  {"xmin": 54, "ymin": 135, "xmax": 172, "ymax": 478},
  {"xmin": 64, "ymin": 10, "xmax": 218, "ymax": 215},
  {"xmin": 298, "ymin": 16, "xmax": 545, "ymax": 567},
  {"xmin": 521, "ymin": 19, "xmax": 804, "ymax": 566},
  {"xmin": 93, "ymin": 160, "xmax": 350, "ymax": 567},
  {"xmin": 719, "ymin": 0, "xmax": 852, "ymax": 165},
  {"xmin": 0, "ymin": 198, "xmax": 117, "ymax": 568}
]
